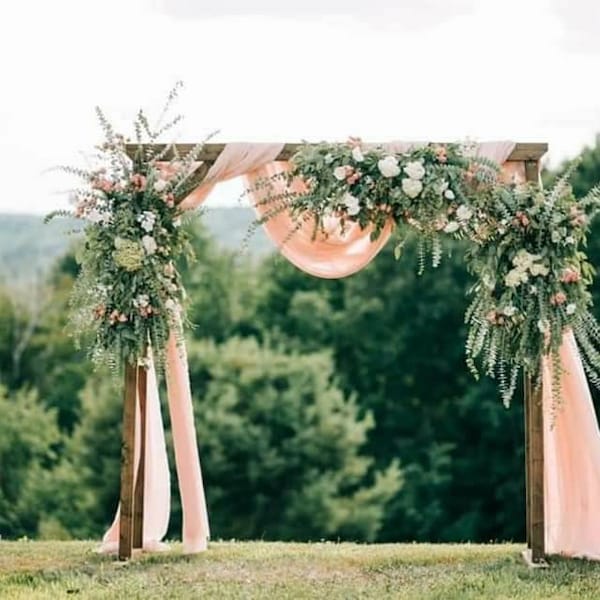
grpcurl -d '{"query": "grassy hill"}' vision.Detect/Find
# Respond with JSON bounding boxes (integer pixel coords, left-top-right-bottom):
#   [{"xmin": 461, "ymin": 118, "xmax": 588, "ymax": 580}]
[
  {"xmin": 1, "ymin": 541, "xmax": 599, "ymax": 599},
  {"xmin": 0, "ymin": 209, "xmax": 273, "ymax": 283}
]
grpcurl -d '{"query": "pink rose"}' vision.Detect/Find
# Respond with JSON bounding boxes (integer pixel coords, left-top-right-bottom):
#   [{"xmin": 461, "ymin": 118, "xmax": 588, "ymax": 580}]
[
  {"xmin": 550, "ymin": 292, "xmax": 567, "ymax": 306},
  {"xmin": 561, "ymin": 268, "xmax": 581, "ymax": 284}
]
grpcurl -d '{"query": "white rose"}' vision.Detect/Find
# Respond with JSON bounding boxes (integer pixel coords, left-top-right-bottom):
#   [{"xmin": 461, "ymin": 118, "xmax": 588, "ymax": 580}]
[
  {"xmin": 444, "ymin": 189, "xmax": 456, "ymax": 200},
  {"xmin": 503, "ymin": 305, "xmax": 517, "ymax": 317},
  {"xmin": 142, "ymin": 235, "xmax": 158, "ymax": 255},
  {"xmin": 402, "ymin": 177, "xmax": 423, "ymax": 199},
  {"xmin": 566, "ymin": 303, "xmax": 577, "ymax": 315},
  {"xmin": 505, "ymin": 268, "xmax": 528, "ymax": 288},
  {"xmin": 165, "ymin": 298, "xmax": 177, "ymax": 312},
  {"xmin": 378, "ymin": 156, "xmax": 400, "ymax": 178},
  {"xmin": 551, "ymin": 230, "xmax": 562, "ymax": 244},
  {"xmin": 537, "ymin": 319, "xmax": 549, "ymax": 333},
  {"xmin": 324, "ymin": 153, "xmax": 334, "ymax": 165},
  {"xmin": 403, "ymin": 160, "xmax": 425, "ymax": 180},
  {"xmin": 456, "ymin": 205, "xmax": 473, "ymax": 222},
  {"xmin": 342, "ymin": 192, "xmax": 361, "ymax": 216},
  {"xmin": 333, "ymin": 166, "xmax": 348, "ymax": 181},
  {"xmin": 443, "ymin": 221, "xmax": 460, "ymax": 234},
  {"xmin": 351, "ymin": 146, "xmax": 364, "ymax": 162},
  {"xmin": 565, "ymin": 235, "xmax": 576, "ymax": 245},
  {"xmin": 154, "ymin": 178, "xmax": 168, "ymax": 193},
  {"xmin": 530, "ymin": 263, "xmax": 549, "ymax": 277}
]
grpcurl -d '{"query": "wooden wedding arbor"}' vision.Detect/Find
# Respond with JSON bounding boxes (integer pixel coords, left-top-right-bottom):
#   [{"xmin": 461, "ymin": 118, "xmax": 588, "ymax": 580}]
[{"xmin": 118, "ymin": 141, "xmax": 549, "ymax": 564}]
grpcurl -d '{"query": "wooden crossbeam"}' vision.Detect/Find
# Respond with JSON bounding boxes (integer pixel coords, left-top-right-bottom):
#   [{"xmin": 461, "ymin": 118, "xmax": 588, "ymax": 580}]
[{"xmin": 124, "ymin": 142, "xmax": 548, "ymax": 164}]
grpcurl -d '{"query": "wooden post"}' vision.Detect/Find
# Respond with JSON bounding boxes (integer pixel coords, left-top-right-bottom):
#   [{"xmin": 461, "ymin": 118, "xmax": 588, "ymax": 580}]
[
  {"xmin": 524, "ymin": 376, "xmax": 531, "ymax": 549},
  {"xmin": 133, "ymin": 363, "xmax": 148, "ymax": 549},
  {"xmin": 118, "ymin": 362, "xmax": 138, "ymax": 560},
  {"xmin": 523, "ymin": 159, "xmax": 547, "ymax": 566}
]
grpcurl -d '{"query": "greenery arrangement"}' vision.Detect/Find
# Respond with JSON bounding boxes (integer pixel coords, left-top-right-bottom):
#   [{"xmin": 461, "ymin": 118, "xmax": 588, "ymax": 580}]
[
  {"xmin": 46, "ymin": 84, "xmax": 209, "ymax": 370},
  {"xmin": 253, "ymin": 140, "xmax": 600, "ymax": 406}
]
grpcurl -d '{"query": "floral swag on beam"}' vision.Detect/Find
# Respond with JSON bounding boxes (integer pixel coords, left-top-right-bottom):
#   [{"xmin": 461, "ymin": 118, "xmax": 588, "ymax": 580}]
[{"xmin": 50, "ymin": 87, "xmax": 600, "ymax": 560}]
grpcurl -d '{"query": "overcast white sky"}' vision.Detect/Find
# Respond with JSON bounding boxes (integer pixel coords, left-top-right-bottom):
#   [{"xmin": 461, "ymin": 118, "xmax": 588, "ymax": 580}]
[{"xmin": 1, "ymin": 0, "xmax": 599, "ymax": 214}]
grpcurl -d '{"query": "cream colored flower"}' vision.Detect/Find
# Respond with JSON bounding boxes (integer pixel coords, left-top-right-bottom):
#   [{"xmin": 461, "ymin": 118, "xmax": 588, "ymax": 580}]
[
  {"xmin": 456, "ymin": 205, "xmax": 473, "ymax": 222},
  {"xmin": 154, "ymin": 178, "xmax": 168, "ymax": 193},
  {"xmin": 142, "ymin": 235, "xmax": 158, "ymax": 255},
  {"xmin": 351, "ymin": 146, "xmax": 364, "ymax": 162},
  {"xmin": 342, "ymin": 192, "xmax": 361, "ymax": 216},
  {"xmin": 444, "ymin": 221, "xmax": 460, "ymax": 234},
  {"xmin": 530, "ymin": 263, "xmax": 549, "ymax": 277},
  {"xmin": 402, "ymin": 177, "xmax": 423, "ymax": 199},
  {"xmin": 378, "ymin": 156, "xmax": 401, "ymax": 178},
  {"xmin": 403, "ymin": 160, "xmax": 425, "ymax": 180},
  {"xmin": 566, "ymin": 303, "xmax": 577, "ymax": 315},
  {"xmin": 333, "ymin": 166, "xmax": 348, "ymax": 181},
  {"xmin": 505, "ymin": 268, "xmax": 528, "ymax": 288}
]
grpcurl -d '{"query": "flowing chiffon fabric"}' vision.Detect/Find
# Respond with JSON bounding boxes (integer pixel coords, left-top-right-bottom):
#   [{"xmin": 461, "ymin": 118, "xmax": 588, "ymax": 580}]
[
  {"xmin": 102, "ymin": 140, "xmax": 600, "ymax": 560},
  {"xmin": 543, "ymin": 331, "xmax": 600, "ymax": 559}
]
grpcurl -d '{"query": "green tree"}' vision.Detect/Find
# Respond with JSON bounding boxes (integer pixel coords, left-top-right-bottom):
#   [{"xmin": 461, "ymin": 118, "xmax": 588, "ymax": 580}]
[
  {"xmin": 0, "ymin": 386, "xmax": 60, "ymax": 538},
  {"xmin": 185, "ymin": 336, "xmax": 402, "ymax": 541}
]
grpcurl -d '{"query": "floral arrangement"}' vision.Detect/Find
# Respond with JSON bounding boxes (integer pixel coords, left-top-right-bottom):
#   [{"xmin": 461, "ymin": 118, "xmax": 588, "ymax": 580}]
[
  {"xmin": 47, "ymin": 84, "xmax": 208, "ymax": 370},
  {"xmin": 253, "ymin": 140, "xmax": 600, "ymax": 406}
]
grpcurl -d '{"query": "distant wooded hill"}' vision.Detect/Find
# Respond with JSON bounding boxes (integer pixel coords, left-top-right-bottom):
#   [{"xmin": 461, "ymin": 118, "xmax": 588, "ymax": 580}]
[{"xmin": 0, "ymin": 208, "xmax": 274, "ymax": 283}]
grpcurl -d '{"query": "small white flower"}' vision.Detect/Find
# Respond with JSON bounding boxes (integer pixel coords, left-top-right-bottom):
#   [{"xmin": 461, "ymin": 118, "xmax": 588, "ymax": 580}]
[
  {"xmin": 444, "ymin": 221, "xmax": 460, "ymax": 234},
  {"xmin": 342, "ymin": 192, "xmax": 361, "ymax": 216},
  {"xmin": 165, "ymin": 298, "xmax": 177, "ymax": 312},
  {"xmin": 529, "ymin": 285, "xmax": 538, "ymax": 295},
  {"xmin": 551, "ymin": 230, "xmax": 562, "ymax": 244},
  {"xmin": 142, "ymin": 235, "xmax": 158, "ymax": 255},
  {"xmin": 456, "ymin": 204, "xmax": 473, "ymax": 222},
  {"xmin": 537, "ymin": 319, "xmax": 549, "ymax": 333},
  {"xmin": 138, "ymin": 210, "xmax": 156, "ymax": 233},
  {"xmin": 154, "ymin": 178, "xmax": 168, "ymax": 193},
  {"xmin": 333, "ymin": 166, "xmax": 348, "ymax": 181},
  {"xmin": 530, "ymin": 263, "xmax": 549, "ymax": 277},
  {"xmin": 402, "ymin": 177, "xmax": 423, "ymax": 199},
  {"xmin": 133, "ymin": 294, "xmax": 150, "ymax": 308},
  {"xmin": 444, "ymin": 189, "xmax": 456, "ymax": 200},
  {"xmin": 378, "ymin": 155, "xmax": 401, "ymax": 178},
  {"xmin": 565, "ymin": 235, "xmax": 576, "ymax": 245},
  {"xmin": 503, "ymin": 305, "xmax": 517, "ymax": 317},
  {"xmin": 351, "ymin": 146, "xmax": 364, "ymax": 162},
  {"xmin": 566, "ymin": 303, "xmax": 577, "ymax": 315},
  {"xmin": 324, "ymin": 153, "xmax": 334, "ymax": 165},
  {"xmin": 173, "ymin": 217, "xmax": 182, "ymax": 227},
  {"xmin": 505, "ymin": 268, "xmax": 529, "ymax": 288},
  {"xmin": 403, "ymin": 160, "xmax": 426, "ymax": 180}
]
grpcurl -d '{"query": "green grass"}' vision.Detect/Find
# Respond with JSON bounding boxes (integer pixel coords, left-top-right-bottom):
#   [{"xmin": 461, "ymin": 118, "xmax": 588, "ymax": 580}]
[{"xmin": 1, "ymin": 541, "xmax": 599, "ymax": 599}]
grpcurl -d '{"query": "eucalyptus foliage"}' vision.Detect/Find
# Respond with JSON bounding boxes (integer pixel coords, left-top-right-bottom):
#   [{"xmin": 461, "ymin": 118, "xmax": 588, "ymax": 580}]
[
  {"xmin": 47, "ymin": 84, "xmax": 211, "ymax": 370},
  {"xmin": 253, "ymin": 140, "xmax": 600, "ymax": 406}
]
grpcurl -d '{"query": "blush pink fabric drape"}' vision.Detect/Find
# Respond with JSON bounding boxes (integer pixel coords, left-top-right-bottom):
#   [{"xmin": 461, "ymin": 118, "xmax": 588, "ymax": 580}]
[
  {"xmin": 543, "ymin": 331, "xmax": 600, "ymax": 559},
  {"xmin": 100, "ymin": 333, "xmax": 210, "ymax": 555}
]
